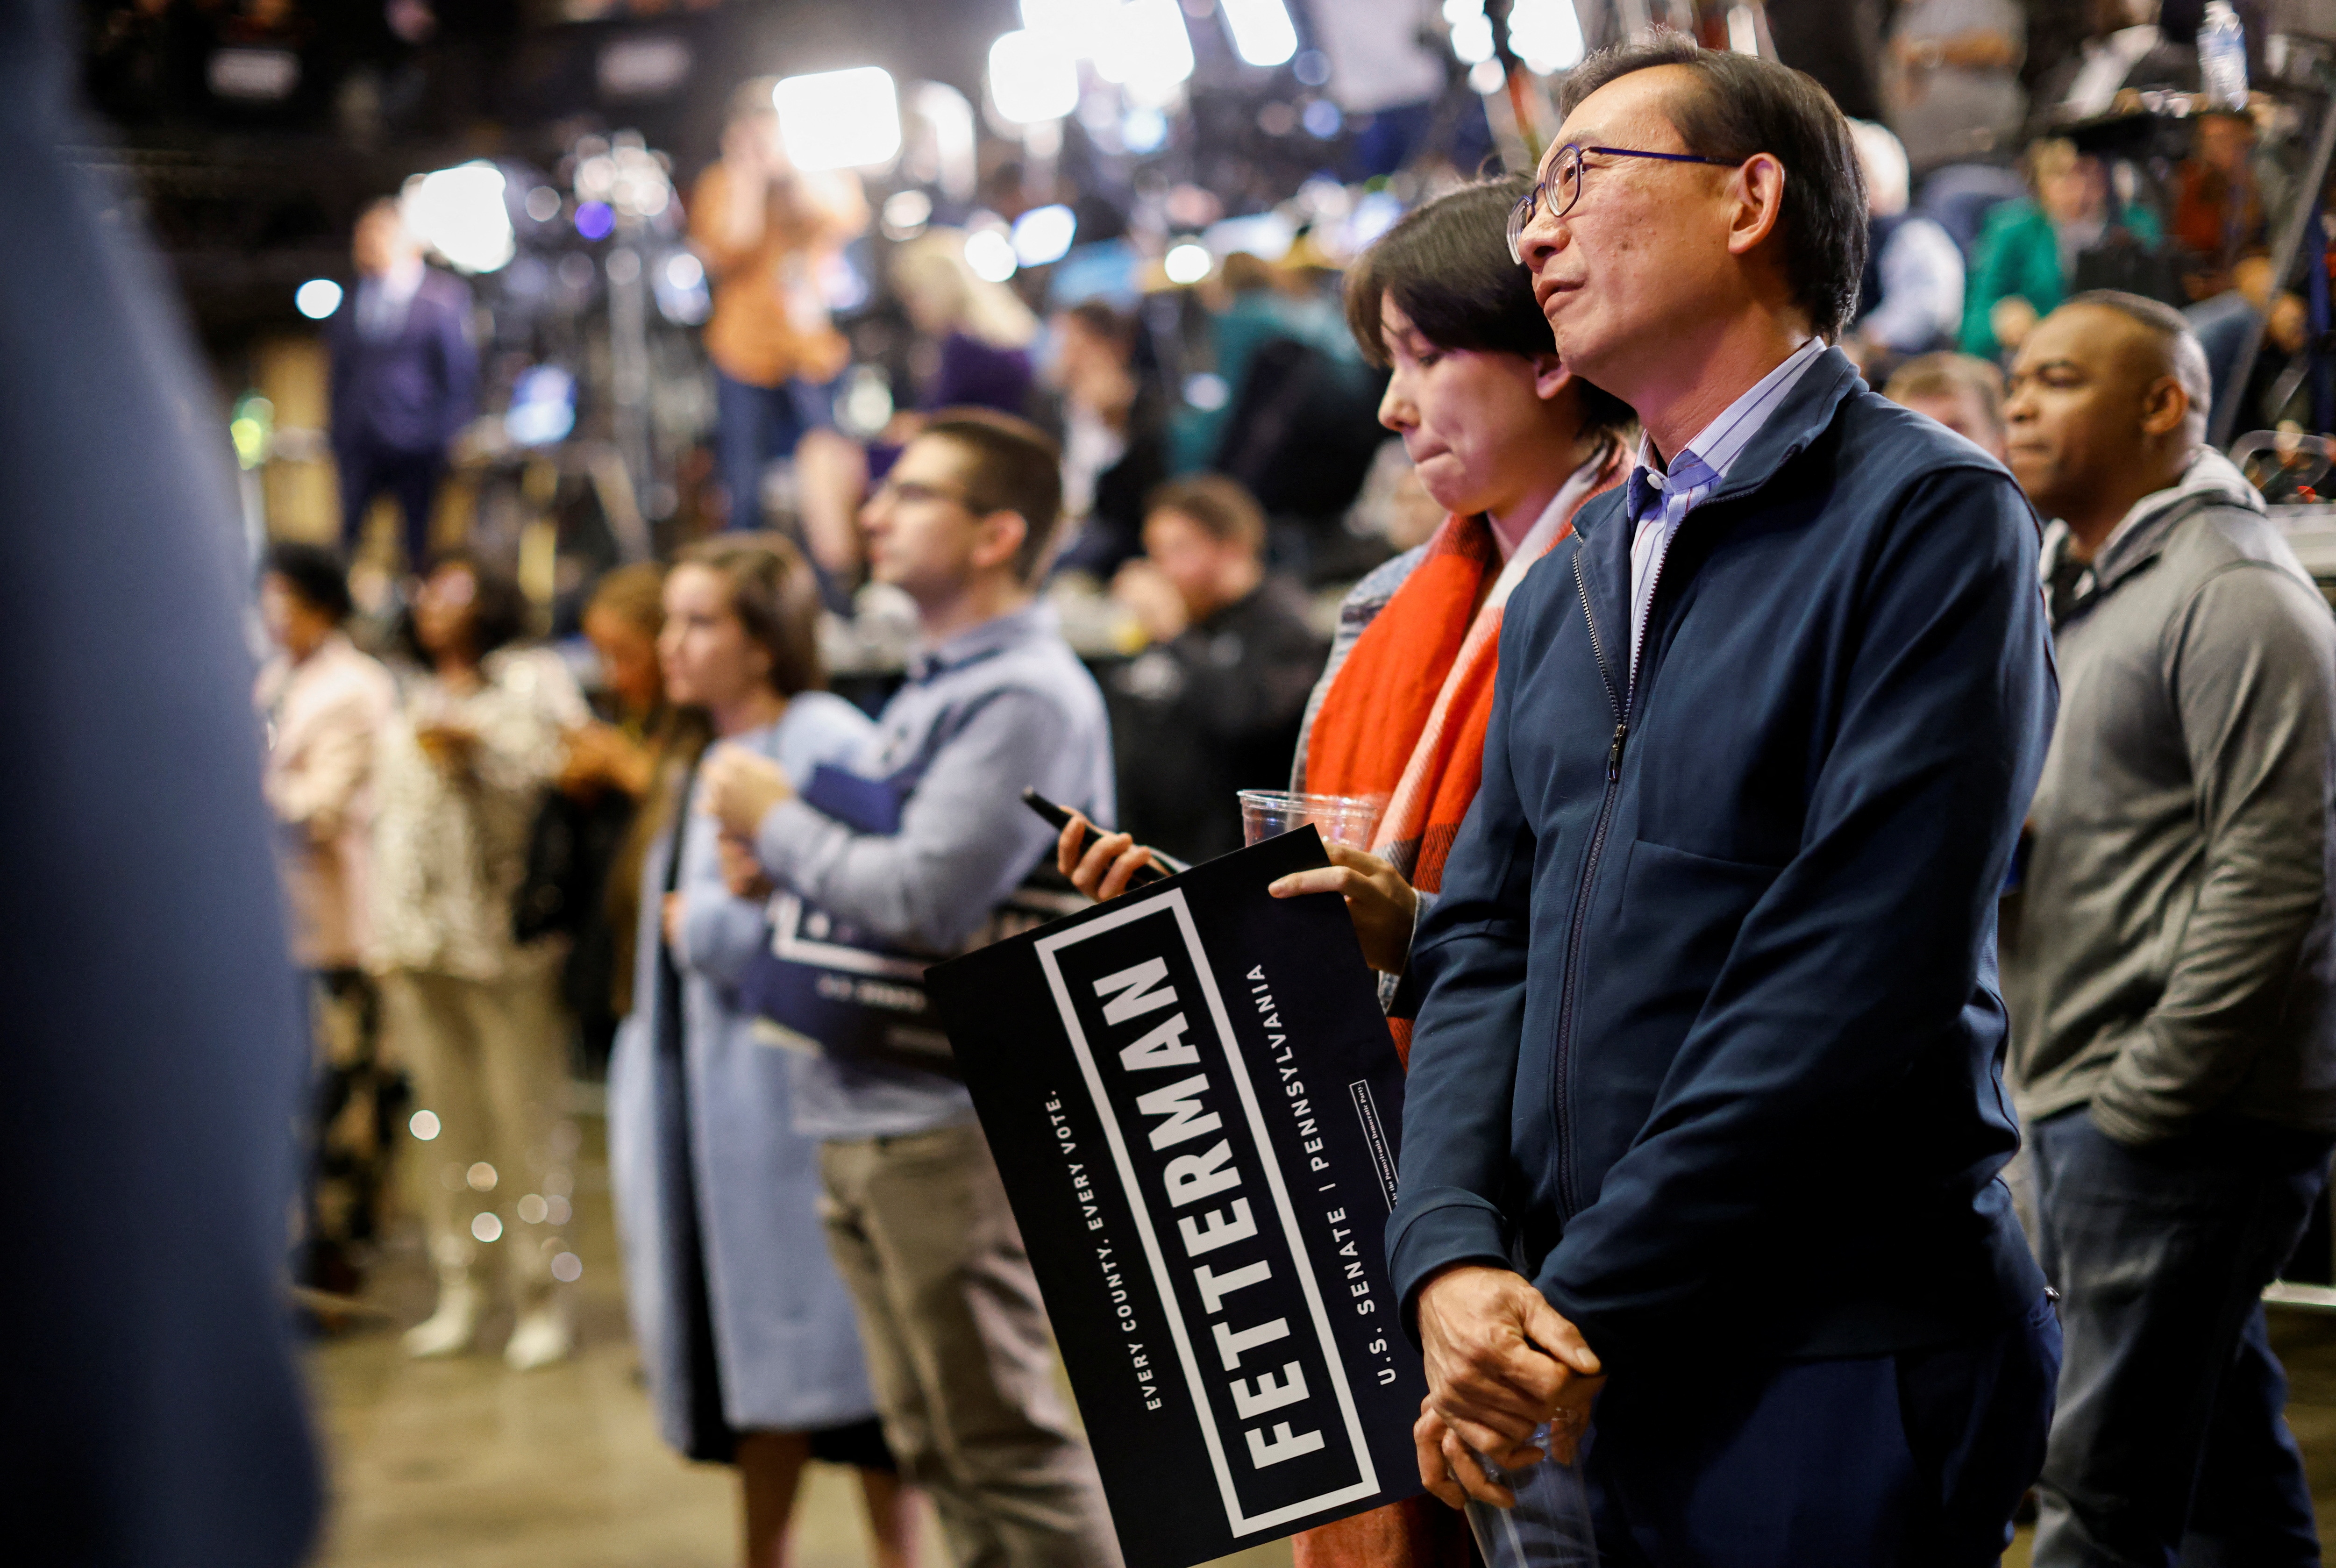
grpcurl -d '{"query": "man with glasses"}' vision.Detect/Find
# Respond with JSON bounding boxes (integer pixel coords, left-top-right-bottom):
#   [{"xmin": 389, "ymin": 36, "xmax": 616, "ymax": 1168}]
[
  {"xmin": 700, "ymin": 411, "xmax": 1122, "ymax": 1568},
  {"xmin": 1390, "ymin": 34, "xmax": 2061, "ymax": 1564}
]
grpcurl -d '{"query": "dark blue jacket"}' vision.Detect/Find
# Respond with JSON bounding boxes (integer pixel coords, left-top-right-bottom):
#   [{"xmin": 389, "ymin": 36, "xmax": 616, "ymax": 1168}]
[
  {"xmin": 1388, "ymin": 348, "xmax": 2056, "ymax": 1369},
  {"xmin": 327, "ymin": 267, "xmax": 477, "ymax": 456}
]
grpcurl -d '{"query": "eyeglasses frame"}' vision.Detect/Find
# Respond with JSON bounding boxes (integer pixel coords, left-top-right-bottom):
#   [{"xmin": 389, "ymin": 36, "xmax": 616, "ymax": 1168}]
[{"xmin": 1505, "ymin": 145, "xmax": 1743, "ymax": 264}]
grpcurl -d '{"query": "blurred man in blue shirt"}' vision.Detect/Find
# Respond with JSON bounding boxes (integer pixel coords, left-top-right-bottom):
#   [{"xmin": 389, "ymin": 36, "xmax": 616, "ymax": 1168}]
[{"xmin": 703, "ymin": 412, "xmax": 1122, "ymax": 1568}]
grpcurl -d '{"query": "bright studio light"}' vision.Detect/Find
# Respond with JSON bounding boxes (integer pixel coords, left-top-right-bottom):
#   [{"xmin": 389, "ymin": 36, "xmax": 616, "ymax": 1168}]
[
  {"xmin": 1164, "ymin": 241, "xmax": 1211, "ymax": 285},
  {"xmin": 402, "ymin": 162, "xmax": 515, "ymax": 274},
  {"xmin": 990, "ymin": 29, "xmax": 1080, "ymax": 124},
  {"xmin": 1095, "ymin": 0, "xmax": 1194, "ymax": 93},
  {"xmin": 1449, "ymin": 12, "xmax": 1495, "ymax": 64},
  {"xmin": 964, "ymin": 228, "xmax": 1018, "ymax": 283},
  {"xmin": 1011, "ymin": 203, "xmax": 1077, "ymax": 265},
  {"xmin": 294, "ymin": 278, "xmax": 343, "ymax": 319},
  {"xmin": 773, "ymin": 67, "xmax": 903, "ymax": 171},
  {"xmin": 1219, "ymin": 0, "xmax": 1298, "ymax": 68},
  {"xmin": 1020, "ymin": 0, "xmax": 1115, "ymax": 56},
  {"xmin": 1509, "ymin": 0, "xmax": 1586, "ymax": 73}
]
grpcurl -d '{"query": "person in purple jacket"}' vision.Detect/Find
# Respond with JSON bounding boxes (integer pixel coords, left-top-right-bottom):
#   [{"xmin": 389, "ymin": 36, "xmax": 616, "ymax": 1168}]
[{"xmin": 327, "ymin": 198, "xmax": 477, "ymax": 569}]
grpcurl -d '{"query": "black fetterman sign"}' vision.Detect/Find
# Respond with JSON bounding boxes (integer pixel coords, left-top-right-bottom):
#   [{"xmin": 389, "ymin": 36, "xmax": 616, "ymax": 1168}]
[{"xmin": 927, "ymin": 829, "xmax": 1426, "ymax": 1568}]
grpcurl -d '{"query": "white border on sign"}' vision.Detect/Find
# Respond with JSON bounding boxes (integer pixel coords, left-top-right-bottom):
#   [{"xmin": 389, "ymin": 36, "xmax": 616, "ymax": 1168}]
[{"xmin": 1035, "ymin": 890, "xmax": 1379, "ymax": 1536}]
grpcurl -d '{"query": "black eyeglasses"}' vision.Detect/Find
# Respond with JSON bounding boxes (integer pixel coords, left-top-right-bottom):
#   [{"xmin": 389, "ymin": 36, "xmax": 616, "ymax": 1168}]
[{"xmin": 1505, "ymin": 144, "xmax": 1740, "ymax": 264}]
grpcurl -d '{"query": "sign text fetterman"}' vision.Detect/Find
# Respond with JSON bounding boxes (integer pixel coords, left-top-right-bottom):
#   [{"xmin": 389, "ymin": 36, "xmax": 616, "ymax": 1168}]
[{"xmin": 927, "ymin": 829, "xmax": 1427, "ymax": 1568}]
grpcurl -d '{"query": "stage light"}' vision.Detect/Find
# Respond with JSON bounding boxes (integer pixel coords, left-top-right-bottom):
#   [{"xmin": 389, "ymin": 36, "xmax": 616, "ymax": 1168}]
[
  {"xmin": 294, "ymin": 278, "xmax": 342, "ymax": 319},
  {"xmin": 965, "ymin": 228, "xmax": 1018, "ymax": 283},
  {"xmin": 1012, "ymin": 204, "xmax": 1078, "ymax": 266},
  {"xmin": 773, "ymin": 67, "xmax": 903, "ymax": 171},
  {"xmin": 410, "ymin": 1109, "xmax": 441, "ymax": 1140},
  {"xmin": 1219, "ymin": 0, "xmax": 1297, "ymax": 68},
  {"xmin": 1096, "ymin": 0, "xmax": 1194, "ymax": 93},
  {"xmin": 1021, "ymin": 0, "xmax": 1118, "ymax": 58},
  {"xmin": 882, "ymin": 189, "xmax": 933, "ymax": 241},
  {"xmin": 1303, "ymin": 99, "xmax": 1342, "ymax": 137},
  {"xmin": 402, "ymin": 161, "xmax": 515, "ymax": 275},
  {"xmin": 1510, "ymin": 0, "xmax": 1585, "ymax": 73},
  {"xmin": 1468, "ymin": 57, "xmax": 1505, "ymax": 92},
  {"xmin": 574, "ymin": 200, "xmax": 614, "ymax": 241},
  {"xmin": 990, "ymin": 29, "xmax": 1081, "ymax": 124},
  {"xmin": 1164, "ymin": 241, "xmax": 1211, "ymax": 285},
  {"xmin": 525, "ymin": 185, "xmax": 561, "ymax": 222},
  {"xmin": 1449, "ymin": 12, "xmax": 1495, "ymax": 64},
  {"xmin": 1123, "ymin": 106, "xmax": 1169, "ymax": 153}
]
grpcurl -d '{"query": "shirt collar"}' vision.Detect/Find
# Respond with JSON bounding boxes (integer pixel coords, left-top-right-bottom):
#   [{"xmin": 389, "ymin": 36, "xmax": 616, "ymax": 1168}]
[
  {"xmin": 1626, "ymin": 336, "xmax": 1827, "ymax": 522},
  {"xmin": 906, "ymin": 597, "xmax": 1054, "ymax": 684}
]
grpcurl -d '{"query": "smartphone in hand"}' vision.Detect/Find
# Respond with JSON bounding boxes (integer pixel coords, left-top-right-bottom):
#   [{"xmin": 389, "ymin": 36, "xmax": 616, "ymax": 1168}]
[{"xmin": 1021, "ymin": 788, "xmax": 1181, "ymax": 888}]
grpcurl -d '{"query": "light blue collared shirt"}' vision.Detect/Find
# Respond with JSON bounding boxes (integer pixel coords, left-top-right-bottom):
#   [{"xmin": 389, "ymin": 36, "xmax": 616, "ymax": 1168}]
[{"xmin": 1623, "ymin": 335, "xmax": 1827, "ymax": 681}]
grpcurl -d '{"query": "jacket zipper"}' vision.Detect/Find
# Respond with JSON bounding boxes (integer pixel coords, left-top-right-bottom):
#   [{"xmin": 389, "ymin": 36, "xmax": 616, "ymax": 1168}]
[{"xmin": 1555, "ymin": 549, "xmax": 1633, "ymax": 1218}]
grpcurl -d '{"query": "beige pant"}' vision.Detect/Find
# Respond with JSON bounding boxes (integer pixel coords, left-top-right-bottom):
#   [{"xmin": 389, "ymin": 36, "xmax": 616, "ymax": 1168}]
[
  {"xmin": 384, "ymin": 968, "xmax": 570, "ymax": 1300},
  {"xmin": 820, "ymin": 1120, "xmax": 1123, "ymax": 1568}
]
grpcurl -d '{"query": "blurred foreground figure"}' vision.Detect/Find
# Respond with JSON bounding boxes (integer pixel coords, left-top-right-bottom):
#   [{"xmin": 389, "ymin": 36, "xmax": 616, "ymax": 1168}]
[
  {"xmin": 2002, "ymin": 293, "xmax": 2336, "ymax": 1567},
  {"xmin": 0, "ymin": 0, "xmax": 318, "ymax": 1558}
]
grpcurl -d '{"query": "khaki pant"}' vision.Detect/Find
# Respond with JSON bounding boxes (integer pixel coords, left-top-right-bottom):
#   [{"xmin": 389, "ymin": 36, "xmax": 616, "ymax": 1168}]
[
  {"xmin": 820, "ymin": 1121, "xmax": 1122, "ymax": 1568},
  {"xmin": 384, "ymin": 968, "xmax": 570, "ymax": 1300}
]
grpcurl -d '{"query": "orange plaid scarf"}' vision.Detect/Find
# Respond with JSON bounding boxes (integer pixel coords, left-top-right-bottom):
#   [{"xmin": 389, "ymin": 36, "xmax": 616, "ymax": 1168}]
[{"xmin": 1303, "ymin": 442, "xmax": 1624, "ymax": 1063}]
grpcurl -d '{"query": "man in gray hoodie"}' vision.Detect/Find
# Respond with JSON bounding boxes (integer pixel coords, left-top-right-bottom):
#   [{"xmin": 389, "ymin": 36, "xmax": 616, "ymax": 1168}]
[{"xmin": 2003, "ymin": 290, "xmax": 2336, "ymax": 1568}]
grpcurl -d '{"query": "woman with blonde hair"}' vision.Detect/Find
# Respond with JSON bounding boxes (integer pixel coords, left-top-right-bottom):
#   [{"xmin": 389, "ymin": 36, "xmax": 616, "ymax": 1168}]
[
  {"xmin": 607, "ymin": 535, "xmax": 911, "ymax": 1568},
  {"xmin": 885, "ymin": 228, "xmax": 1040, "ymax": 429}
]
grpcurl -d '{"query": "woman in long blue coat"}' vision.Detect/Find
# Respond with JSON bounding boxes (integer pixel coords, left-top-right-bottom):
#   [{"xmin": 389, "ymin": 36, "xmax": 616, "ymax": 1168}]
[{"xmin": 607, "ymin": 536, "xmax": 913, "ymax": 1568}]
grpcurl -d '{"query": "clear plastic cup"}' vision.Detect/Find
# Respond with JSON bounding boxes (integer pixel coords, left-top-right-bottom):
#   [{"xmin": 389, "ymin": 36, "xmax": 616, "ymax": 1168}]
[
  {"xmin": 1463, "ymin": 1424, "xmax": 1600, "ymax": 1568},
  {"xmin": 1237, "ymin": 790, "xmax": 1383, "ymax": 850}
]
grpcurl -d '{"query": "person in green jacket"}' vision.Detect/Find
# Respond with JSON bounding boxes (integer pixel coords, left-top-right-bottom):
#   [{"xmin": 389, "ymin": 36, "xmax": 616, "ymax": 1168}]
[{"xmin": 1961, "ymin": 137, "xmax": 2163, "ymax": 360}]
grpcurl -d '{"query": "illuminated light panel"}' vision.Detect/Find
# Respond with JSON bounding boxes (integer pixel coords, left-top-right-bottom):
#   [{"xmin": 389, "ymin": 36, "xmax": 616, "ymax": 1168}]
[
  {"xmin": 1219, "ymin": 0, "xmax": 1298, "ymax": 68},
  {"xmin": 965, "ymin": 228, "xmax": 1018, "ymax": 283},
  {"xmin": 294, "ymin": 278, "xmax": 342, "ymax": 319},
  {"xmin": 401, "ymin": 161, "xmax": 515, "ymax": 275},
  {"xmin": 773, "ymin": 66, "xmax": 904, "ymax": 171},
  {"xmin": 1164, "ymin": 241, "xmax": 1211, "ymax": 285},
  {"xmin": 1011, "ymin": 203, "xmax": 1078, "ymax": 266},
  {"xmin": 1095, "ymin": 0, "xmax": 1194, "ymax": 92},
  {"xmin": 990, "ymin": 29, "xmax": 1081, "ymax": 123},
  {"xmin": 1510, "ymin": 0, "xmax": 1585, "ymax": 73}
]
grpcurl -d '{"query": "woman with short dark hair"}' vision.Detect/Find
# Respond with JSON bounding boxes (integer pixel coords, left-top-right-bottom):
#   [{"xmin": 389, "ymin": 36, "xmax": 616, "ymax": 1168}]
[
  {"xmin": 1061, "ymin": 176, "xmax": 1631, "ymax": 1568},
  {"xmin": 371, "ymin": 552, "xmax": 591, "ymax": 1370}
]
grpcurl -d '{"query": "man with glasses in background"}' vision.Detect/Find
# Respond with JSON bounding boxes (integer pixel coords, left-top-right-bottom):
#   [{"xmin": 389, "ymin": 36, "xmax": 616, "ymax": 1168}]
[
  {"xmin": 1390, "ymin": 34, "xmax": 2061, "ymax": 1564},
  {"xmin": 699, "ymin": 411, "xmax": 1122, "ymax": 1568}
]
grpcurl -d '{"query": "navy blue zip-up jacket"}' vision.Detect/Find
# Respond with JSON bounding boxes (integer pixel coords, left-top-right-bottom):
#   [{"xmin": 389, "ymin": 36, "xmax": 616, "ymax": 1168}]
[{"xmin": 1387, "ymin": 347, "xmax": 2056, "ymax": 1369}]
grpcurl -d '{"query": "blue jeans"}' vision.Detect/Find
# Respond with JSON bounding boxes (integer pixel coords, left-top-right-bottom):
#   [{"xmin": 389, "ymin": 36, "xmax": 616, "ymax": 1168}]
[
  {"xmin": 712, "ymin": 368, "xmax": 833, "ymax": 533},
  {"xmin": 2030, "ymin": 1107, "xmax": 2333, "ymax": 1568},
  {"xmin": 1585, "ymin": 1291, "xmax": 2061, "ymax": 1567}
]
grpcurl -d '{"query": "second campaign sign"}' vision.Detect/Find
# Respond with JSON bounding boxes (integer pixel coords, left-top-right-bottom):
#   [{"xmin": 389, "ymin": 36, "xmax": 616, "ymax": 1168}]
[{"xmin": 927, "ymin": 829, "xmax": 1427, "ymax": 1568}]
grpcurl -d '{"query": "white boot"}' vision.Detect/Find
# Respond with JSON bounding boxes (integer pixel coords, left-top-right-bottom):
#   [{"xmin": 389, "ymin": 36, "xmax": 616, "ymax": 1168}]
[
  {"xmin": 504, "ymin": 1297, "xmax": 572, "ymax": 1371},
  {"xmin": 403, "ymin": 1275, "xmax": 480, "ymax": 1359}
]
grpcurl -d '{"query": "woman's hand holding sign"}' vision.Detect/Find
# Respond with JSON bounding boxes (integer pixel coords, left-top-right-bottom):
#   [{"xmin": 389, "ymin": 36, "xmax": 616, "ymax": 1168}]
[{"xmin": 1057, "ymin": 810, "xmax": 1421, "ymax": 977}]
